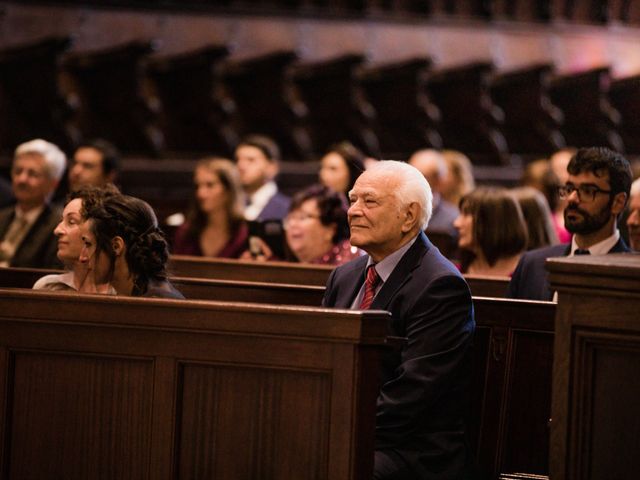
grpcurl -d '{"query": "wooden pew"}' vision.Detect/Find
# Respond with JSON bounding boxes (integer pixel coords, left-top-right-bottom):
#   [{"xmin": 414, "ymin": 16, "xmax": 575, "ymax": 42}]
[
  {"xmin": 0, "ymin": 36, "xmax": 74, "ymax": 154},
  {"xmin": 168, "ymin": 255, "xmax": 335, "ymax": 286},
  {"xmin": 0, "ymin": 267, "xmax": 550, "ymax": 479},
  {"xmin": 357, "ymin": 57, "xmax": 441, "ymax": 159},
  {"xmin": 548, "ymin": 254, "xmax": 640, "ymax": 480},
  {"xmin": 0, "ymin": 266, "xmax": 326, "ymax": 306},
  {"xmin": 0, "ymin": 288, "xmax": 390, "ymax": 479},
  {"xmin": 145, "ymin": 44, "xmax": 234, "ymax": 156},
  {"xmin": 62, "ymin": 41, "xmax": 160, "ymax": 155},
  {"xmin": 465, "ymin": 274, "xmax": 510, "ymax": 298},
  {"xmin": 548, "ymin": 67, "xmax": 623, "ymax": 151},
  {"xmin": 490, "ymin": 64, "xmax": 564, "ymax": 156},
  {"xmin": 425, "ymin": 62, "xmax": 510, "ymax": 166},
  {"xmin": 472, "ymin": 297, "xmax": 554, "ymax": 479},
  {"xmin": 0, "ymin": 265, "xmax": 510, "ymax": 301}
]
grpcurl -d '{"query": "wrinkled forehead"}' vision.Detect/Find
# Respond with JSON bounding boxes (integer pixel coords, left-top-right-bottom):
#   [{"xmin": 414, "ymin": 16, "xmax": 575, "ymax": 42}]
[
  {"xmin": 13, "ymin": 152, "xmax": 47, "ymax": 170},
  {"xmin": 351, "ymin": 169, "xmax": 398, "ymax": 195}
]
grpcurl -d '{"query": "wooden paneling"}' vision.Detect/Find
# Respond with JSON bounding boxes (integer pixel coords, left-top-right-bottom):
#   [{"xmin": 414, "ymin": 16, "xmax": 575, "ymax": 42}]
[
  {"xmin": 177, "ymin": 363, "xmax": 329, "ymax": 478},
  {"xmin": 168, "ymin": 255, "xmax": 335, "ymax": 286},
  {"xmin": 548, "ymin": 253, "xmax": 640, "ymax": 480},
  {"xmin": 473, "ymin": 298, "xmax": 555, "ymax": 478},
  {"xmin": 0, "ymin": 289, "xmax": 389, "ymax": 479},
  {"xmin": 8, "ymin": 352, "xmax": 153, "ymax": 479}
]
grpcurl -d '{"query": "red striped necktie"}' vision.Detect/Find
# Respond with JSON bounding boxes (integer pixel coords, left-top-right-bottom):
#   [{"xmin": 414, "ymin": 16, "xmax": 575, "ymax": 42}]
[{"xmin": 359, "ymin": 264, "xmax": 381, "ymax": 310}]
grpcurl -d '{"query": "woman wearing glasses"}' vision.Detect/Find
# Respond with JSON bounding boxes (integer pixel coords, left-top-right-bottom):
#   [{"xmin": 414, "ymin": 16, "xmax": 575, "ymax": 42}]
[{"xmin": 244, "ymin": 184, "xmax": 363, "ymax": 265}]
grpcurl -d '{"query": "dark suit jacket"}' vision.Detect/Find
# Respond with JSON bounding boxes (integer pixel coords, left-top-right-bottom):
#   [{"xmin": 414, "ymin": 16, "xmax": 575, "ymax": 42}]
[
  {"xmin": 322, "ymin": 232, "xmax": 475, "ymax": 479},
  {"xmin": 257, "ymin": 191, "xmax": 290, "ymax": 221},
  {"xmin": 0, "ymin": 203, "xmax": 62, "ymax": 269},
  {"xmin": 508, "ymin": 237, "xmax": 632, "ymax": 301}
]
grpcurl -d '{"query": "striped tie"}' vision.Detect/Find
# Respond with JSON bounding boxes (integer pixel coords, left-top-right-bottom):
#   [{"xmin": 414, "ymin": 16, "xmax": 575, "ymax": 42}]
[{"xmin": 359, "ymin": 265, "xmax": 381, "ymax": 310}]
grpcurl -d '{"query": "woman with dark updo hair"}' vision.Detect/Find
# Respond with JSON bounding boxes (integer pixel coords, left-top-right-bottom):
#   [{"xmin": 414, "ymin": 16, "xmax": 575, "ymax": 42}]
[{"xmin": 81, "ymin": 194, "xmax": 184, "ymax": 298}]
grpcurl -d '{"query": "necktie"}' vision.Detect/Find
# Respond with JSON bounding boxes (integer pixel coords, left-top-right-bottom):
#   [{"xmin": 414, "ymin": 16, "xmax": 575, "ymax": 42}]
[
  {"xmin": 359, "ymin": 265, "xmax": 381, "ymax": 310},
  {"xmin": 0, "ymin": 216, "xmax": 29, "ymax": 263},
  {"xmin": 574, "ymin": 248, "xmax": 590, "ymax": 255}
]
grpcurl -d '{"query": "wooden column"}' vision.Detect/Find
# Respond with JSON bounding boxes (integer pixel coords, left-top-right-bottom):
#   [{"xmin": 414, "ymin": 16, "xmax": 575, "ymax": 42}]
[{"xmin": 547, "ymin": 253, "xmax": 640, "ymax": 480}]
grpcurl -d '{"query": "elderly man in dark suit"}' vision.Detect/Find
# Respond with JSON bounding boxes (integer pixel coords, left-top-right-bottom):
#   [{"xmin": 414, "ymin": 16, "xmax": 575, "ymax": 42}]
[
  {"xmin": 0, "ymin": 139, "xmax": 66, "ymax": 268},
  {"xmin": 508, "ymin": 147, "xmax": 633, "ymax": 301},
  {"xmin": 322, "ymin": 160, "xmax": 475, "ymax": 480}
]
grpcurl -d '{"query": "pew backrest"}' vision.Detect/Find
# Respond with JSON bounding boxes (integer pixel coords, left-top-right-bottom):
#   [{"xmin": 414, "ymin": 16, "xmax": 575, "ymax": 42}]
[{"xmin": 0, "ymin": 288, "xmax": 390, "ymax": 480}]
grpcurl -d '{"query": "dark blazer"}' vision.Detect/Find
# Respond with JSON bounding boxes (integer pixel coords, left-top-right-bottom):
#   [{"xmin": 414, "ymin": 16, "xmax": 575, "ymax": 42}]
[
  {"xmin": 322, "ymin": 232, "xmax": 475, "ymax": 479},
  {"xmin": 508, "ymin": 237, "xmax": 632, "ymax": 301},
  {"xmin": 257, "ymin": 191, "xmax": 290, "ymax": 221},
  {"xmin": 0, "ymin": 203, "xmax": 62, "ymax": 269}
]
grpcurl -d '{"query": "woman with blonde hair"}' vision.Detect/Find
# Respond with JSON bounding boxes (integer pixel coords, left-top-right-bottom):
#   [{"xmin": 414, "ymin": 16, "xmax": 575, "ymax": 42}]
[{"xmin": 173, "ymin": 157, "xmax": 248, "ymax": 258}]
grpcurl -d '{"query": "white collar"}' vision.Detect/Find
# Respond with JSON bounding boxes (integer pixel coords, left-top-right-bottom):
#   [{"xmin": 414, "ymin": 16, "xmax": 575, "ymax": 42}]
[
  {"xmin": 570, "ymin": 229, "xmax": 620, "ymax": 256},
  {"xmin": 244, "ymin": 181, "xmax": 278, "ymax": 221}
]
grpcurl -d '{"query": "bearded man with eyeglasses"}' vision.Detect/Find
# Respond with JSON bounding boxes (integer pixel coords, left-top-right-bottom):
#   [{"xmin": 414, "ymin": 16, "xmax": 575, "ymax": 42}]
[{"xmin": 508, "ymin": 147, "xmax": 633, "ymax": 301}]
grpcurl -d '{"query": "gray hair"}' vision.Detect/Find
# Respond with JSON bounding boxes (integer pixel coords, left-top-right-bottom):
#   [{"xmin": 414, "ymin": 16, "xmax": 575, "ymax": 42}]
[
  {"xmin": 368, "ymin": 160, "xmax": 433, "ymax": 229},
  {"xmin": 15, "ymin": 138, "xmax": 67, "ymax": 181},
  {"xmin": 631, "ymin": 177, "xmax": 640, "ymax": 198}
]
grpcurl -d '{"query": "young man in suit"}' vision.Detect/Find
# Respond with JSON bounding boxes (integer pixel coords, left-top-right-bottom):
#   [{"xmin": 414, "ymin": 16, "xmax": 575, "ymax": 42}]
[
  {"xmin": 68, "ymin": 139, "xmax": 120, "ymax": 192},
  {"xmin": 234, "ymin": 134, "xmax": 290, "ymax": 221},
  {"xmin": 508, "ymin": 147, "xmax": 633, "ymax": 301},
  {"xmin": 0, "ymin": 139, "xmax": 66, "ymax": 268},
  {"xmin": 322, "ymin": 160, "xmax": 475, "ymax": 480}
]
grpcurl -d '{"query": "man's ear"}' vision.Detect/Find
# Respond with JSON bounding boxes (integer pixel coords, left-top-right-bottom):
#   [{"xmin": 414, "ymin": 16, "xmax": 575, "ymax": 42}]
[
  {"xmin": 266, "ymin": 160, "xmax": 279, "ymax": 181},
  {"xmin": 112, "ymin": 236, "xmax": 126, "ymax": 257},
  {"xmin": 401, "ymin": 202, "xmax": 420, "ymax": 233},
  {"xmin": 612, "ymin": 192, "xmax": 628, "ymax": 216}
]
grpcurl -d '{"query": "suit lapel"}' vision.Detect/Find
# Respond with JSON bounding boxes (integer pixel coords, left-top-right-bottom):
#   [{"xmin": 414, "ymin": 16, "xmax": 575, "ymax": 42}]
[
  {"xmin": 370, "ymin": 232, "xmax": 430, "ymax": 310},
  {"xmin": 334, "ymin": 256, "xmax": 369, "ymax": 308},
  {"xmin": 0, "ymin": 209, "xmax": 15, "ymax": 238},
  {"xmin": 610, "ymin": 237, "xmax": 630, "ymax": 253}
]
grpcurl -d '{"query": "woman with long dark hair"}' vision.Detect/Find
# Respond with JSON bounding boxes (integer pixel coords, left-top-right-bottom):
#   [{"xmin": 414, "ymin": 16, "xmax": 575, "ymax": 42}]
[{"xmin": 173, "ymin": 157, "xmax": 248, "ymax": 258}]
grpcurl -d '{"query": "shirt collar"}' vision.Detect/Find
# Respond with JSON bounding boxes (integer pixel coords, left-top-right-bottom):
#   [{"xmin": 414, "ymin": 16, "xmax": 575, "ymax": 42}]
[
  {"xmin": 365, "ymin": 234, "xmax": 419, "ymax": 283},
  {"xmin": 15, "ymin": 204, "xmax": 45, "ymax": 226},
  {"xmin": 570, "ymin": 229, "xmax": 620, "ymax": 256},
  {"xmin": 245, "ymin": 181, "xmax": 278, "ymax": 221}
]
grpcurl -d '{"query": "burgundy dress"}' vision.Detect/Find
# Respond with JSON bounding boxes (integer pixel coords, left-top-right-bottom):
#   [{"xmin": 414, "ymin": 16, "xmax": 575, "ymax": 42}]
[{"xmin": 172, "ymin": 222, "xmax": 249, "ymax": 259}]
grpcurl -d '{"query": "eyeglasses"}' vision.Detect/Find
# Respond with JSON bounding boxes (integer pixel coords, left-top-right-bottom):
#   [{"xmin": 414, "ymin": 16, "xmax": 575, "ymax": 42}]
[
  {"xmin": 283, "ymin": 212, "xmax": 320, "ymax": 228},
  {"xmin": 557, "ymin": 183, "xmax": 612, "ymax": 203}
]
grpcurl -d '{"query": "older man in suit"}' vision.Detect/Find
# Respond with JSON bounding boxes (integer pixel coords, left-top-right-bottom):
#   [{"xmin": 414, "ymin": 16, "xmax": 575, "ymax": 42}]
[
  {"xmin": 322, "ymin": 160, "xmax": 475, "ymax": 480},
  {"xmin": 0, "ymin": 139, "xmax": 66, "ymax": 268},
  {"xmin": 508, "ymin": 147, "xmax": 633, "ymax": 301}
]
